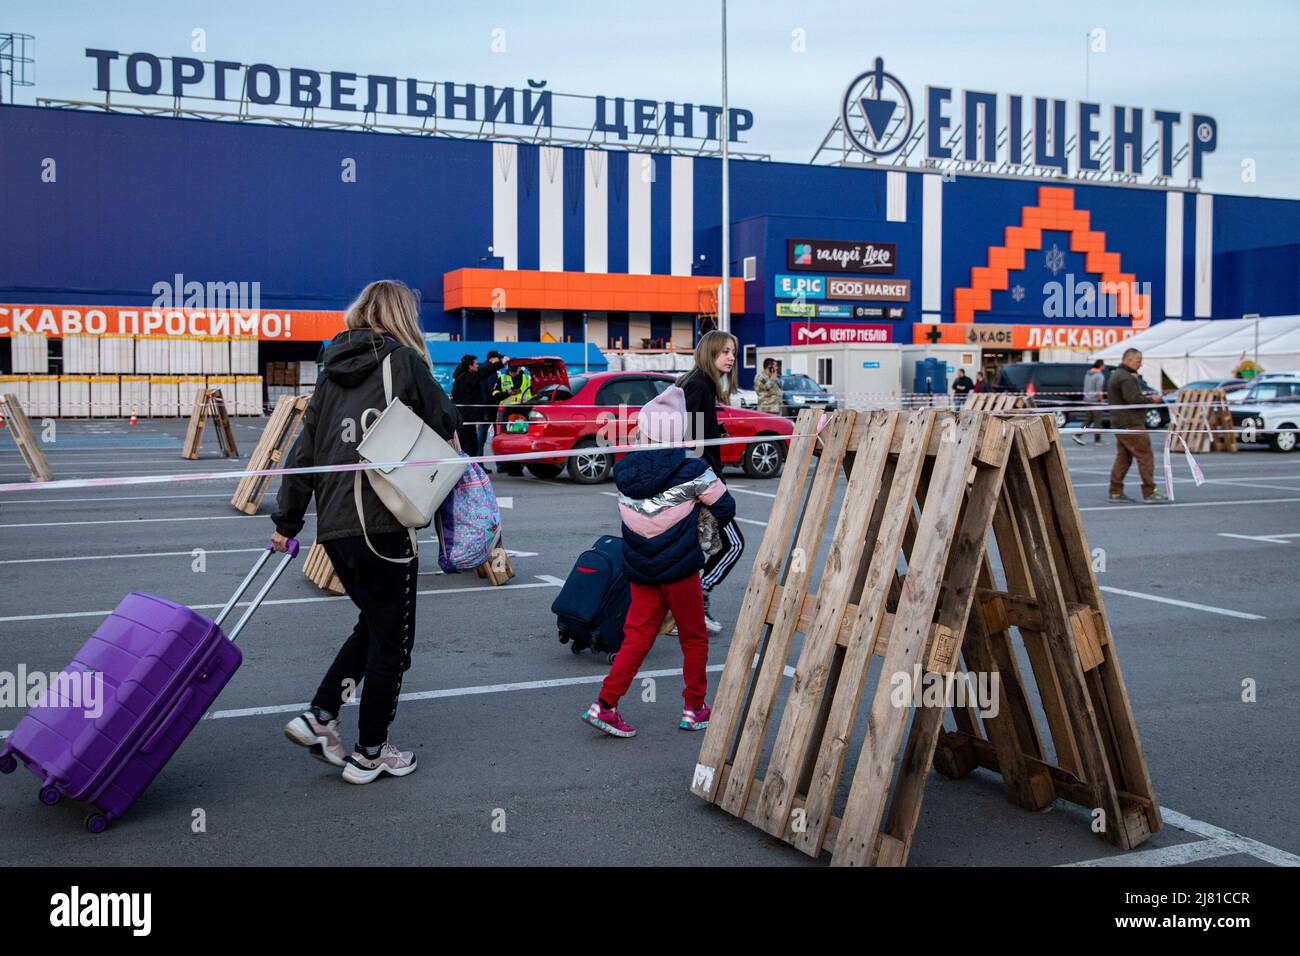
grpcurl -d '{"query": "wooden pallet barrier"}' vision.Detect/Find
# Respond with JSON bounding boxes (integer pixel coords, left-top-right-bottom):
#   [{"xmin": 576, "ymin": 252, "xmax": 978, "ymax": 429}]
[
  {"xmin": 964, "ymin": 391, "xmax": 1035, "ymax": 412},
  {"xmin": 303, "ymin": 541, "xmax": 345, "ymax": 594},
  {"xmin": 181, "ymin": 387, "xmax": 240, "ymax": 460},
  {"xmin": 690, "ymin": 408, "xmax": 1159, "ymax": 865},
  {"xmin": 474, "ymin": 543, "xmax": 515, "ymax": 586},
  {"xmin": 1169, "ymin": 387, "xmax": 1237, "ymax": 453},
  {"xmin": 0, "ymin": 394, "xmax": 53, "ymax": 482},
  {"xmin": 230, "ymin": 394, "xmax": 310, "ymax": 514}
]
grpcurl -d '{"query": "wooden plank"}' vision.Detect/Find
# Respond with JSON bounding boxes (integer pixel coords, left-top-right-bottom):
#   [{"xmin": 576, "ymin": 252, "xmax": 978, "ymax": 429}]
[
  {"xmin": 792, "ymin": 409, "xmax": 936, "ymax": 856},
  {"xmin": 209, "ymin": 389, "xmax": 240, "ymax": 458},
  {"xmin": 690, "ymin": 408, "xmax": 824, "ymax": 802},
  {"xmin": 1, "ymin": 394, "xmax": 52, "ymax": 482},
  {"xmin": 1035, "ymin": 423, "xmax": 1161, "ymax": 837},
  {"xmin": 830, "ymin": 414, "xmax": 981, "ymax": 867},
  {"xmin": 717, "ymin": 411, "xmax": 857, "ymax": 818},
  {"xmin": 881, "ymin": 416, "xmax": 1035, "ymax": 862},
  {"xmin": 304, "ymin": 542, "xmax": 345, "ymax": 594},
  {"xmin": 1001, "ymin": 428, "xmax": 1128, "ymax": 847},
  {"xmin": 231, "ymin": 395, "xmax": 308, "ymax": 514},
  {"xmin": 752, "ymin": 410, "xmax": 898, "ymax": 838},
  {"xmin": 181, "ymin": 387, "xmax": 209, "ymax": 459}
]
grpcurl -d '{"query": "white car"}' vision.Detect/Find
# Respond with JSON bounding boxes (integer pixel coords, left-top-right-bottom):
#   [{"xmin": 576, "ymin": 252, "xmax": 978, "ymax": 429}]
[
  {"xmin": 1231, "ymin": 401, "xmax": 1300, "ymax": 452},
  {"xmin": 1226, "ymin": 374, "xmax": 1300, "ymax": 406},
  {"xmin": 734, "ymin": 388, "xmax": 758, "ymax": 409}
]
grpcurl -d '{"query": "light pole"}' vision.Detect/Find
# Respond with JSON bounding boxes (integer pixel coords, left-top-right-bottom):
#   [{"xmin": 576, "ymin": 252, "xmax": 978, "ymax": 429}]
[{"xmin": 718, "ymin": 0, "xmax": 731, "ymax": 334}]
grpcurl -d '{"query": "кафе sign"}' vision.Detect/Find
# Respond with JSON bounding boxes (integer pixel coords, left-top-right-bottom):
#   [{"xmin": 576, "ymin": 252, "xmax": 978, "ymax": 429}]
[{"xmin": 787, "ymin": 239, "xmax": 896, "ymax": 274}]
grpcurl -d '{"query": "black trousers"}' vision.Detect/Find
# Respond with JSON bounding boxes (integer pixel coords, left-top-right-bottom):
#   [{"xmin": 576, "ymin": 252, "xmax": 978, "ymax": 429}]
[
  {"xmin": 701, "ymin": 519, "xmax": 745, "ymax": 593},
  {"xmin": 456, "ymin": 422, "xmax": 480, "ymax": 457},
  {"xmin": 314, "ymin": 532, "xmax": 418, "ymax": 748}
]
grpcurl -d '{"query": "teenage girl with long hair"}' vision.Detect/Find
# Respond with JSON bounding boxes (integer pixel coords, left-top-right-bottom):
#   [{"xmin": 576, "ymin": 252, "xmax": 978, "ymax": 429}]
[
  {"xmin": 676, "ymin": 330, "xmax": 744, "ymax": 633},
  {"xmin": 272, "ymin": 280, "xmax": 460, "ymax": 783}
]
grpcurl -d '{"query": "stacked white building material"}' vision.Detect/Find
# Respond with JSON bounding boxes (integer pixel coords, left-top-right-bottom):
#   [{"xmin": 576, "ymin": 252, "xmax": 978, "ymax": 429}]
[
  {"xmin": 299, "ymin": 361, "xmax": 318, "ymax": 385},
  {"xmin": 59, "ymin": 376, "xmax": 91, "ymax": 417},
  {"xmin": 0, "ymin": 375, "xmax": 30, "ymax": 408},
  {"xmin": 150, "ymin": 376, "xmax": 180, "ymax": 417},
  {"xmin": 169, "ymin": 336, "xmax": 203, "ymax": 374},
  {"xmin": 91, "ymin": 376, "xmax": 120, "ymax": 418},
  {"xmin": 12, "ymin": 334, "xmax": 49, "ymax": 373},
  {"xmin": 99, "ymin": 335, "xmax": 135, "ymax": 373},
  {"xmin": 63, "ymin": 335, "xmax": 101, "ymax": 374},
  {"xmin": 201, "ymin": 336, "xmax": 231, "ymax": 375},
  {"xmin": 236, "ymin": 375, "xmax": 263, "ymax": 416},
  {"xmin": 119, "ymin": 376, "xmax": 150, "ymax": 417},
  {"xmin": 136, "ymin": 338, "xmax": 170, "ymax": 374},
  {"xmin": 230, "ymin": 337, "xmax": 258, "ymax": 374},
  {"xmin": 178, "ymin": 376, "xmax": 207, "ymax": 417},
  {"xmin": 27, "ymin": 376, "xmax": 59, "ymax": 417}
]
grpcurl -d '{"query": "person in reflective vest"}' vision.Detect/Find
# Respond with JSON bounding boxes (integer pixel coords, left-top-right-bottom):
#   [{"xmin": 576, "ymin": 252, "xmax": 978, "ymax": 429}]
[{"xmin": 493, "ymin": 364, "xmax": 533, "ymax": 433}]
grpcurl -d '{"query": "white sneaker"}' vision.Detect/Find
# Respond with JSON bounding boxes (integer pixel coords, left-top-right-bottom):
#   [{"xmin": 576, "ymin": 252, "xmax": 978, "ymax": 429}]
[
  {"xmin": 284, "ymin": 711, "xmax": 346, "ymax": 767},
  {"xmin": 341, "ymin": 742, "xmax": 418, "ymax": 784},
  {"xmin": 703, "ymin": 595, "xmax": 723, "ymax": 634}
]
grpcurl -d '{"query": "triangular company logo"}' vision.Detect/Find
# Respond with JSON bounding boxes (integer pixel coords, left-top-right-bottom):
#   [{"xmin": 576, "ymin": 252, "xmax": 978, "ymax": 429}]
[{"xmin": 858, "ymin": 96, "xmax": 897, "ymax": 143}]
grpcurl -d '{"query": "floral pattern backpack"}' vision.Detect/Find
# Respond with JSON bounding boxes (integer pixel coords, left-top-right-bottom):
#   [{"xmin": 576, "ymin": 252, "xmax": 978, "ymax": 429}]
[{"xmin": 434, "ymin": 455, "xmax": 502, "ymax": 572}]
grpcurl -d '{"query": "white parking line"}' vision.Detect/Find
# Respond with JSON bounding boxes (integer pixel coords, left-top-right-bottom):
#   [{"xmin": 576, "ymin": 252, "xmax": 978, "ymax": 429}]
[
  {"xmin": 0, "ymin": 575, "xmax": 564, "ymax": 624},
  {"xmin": 1080, "ymin": 496, "xmax": 1300, "ymax": 513},
  {"xmin": 0, "ymin": 547, "xmax": 266, "ymax": 566},
  {"xmin": 0, "ymin": 513, "xmax": 294, "ymax": 529},
  {"xmin": 1098, "ymin": 586, "xmax": 1264, "ymax": 620},
  {"xmin": 1218, "ymin": 531, "xmax": 1300, "ymax": 545},
  {"xmin": 729, "ymin": 487, "xmax": 777, "ymax": 499},
  {"xmin": 1060, "ymin": 838, "xmax": 1244, "ymax": 867}
]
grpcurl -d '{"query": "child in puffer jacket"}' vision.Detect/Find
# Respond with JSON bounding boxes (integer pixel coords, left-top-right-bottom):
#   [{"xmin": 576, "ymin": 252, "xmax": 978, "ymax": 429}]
[{"xmin": 581, "ymin": 385, "xmax": 735, "ymax": 738}]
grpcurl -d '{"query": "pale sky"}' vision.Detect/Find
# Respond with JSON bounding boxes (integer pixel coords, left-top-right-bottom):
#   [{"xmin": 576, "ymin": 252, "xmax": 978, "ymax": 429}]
[{"xmin": 8, "ymin": 0, "xmax": 1299, "ymax": 197}]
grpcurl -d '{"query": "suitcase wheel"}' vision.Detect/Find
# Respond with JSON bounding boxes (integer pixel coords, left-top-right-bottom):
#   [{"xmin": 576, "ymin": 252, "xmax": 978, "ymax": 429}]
[
  {"xmin": 570, "ymin": 641, "xmax": 583, "ymax": 655},
  {"xmin": 0, "ymin": 753, "xmax": 16, "ymax": 775},
  {"xmin": 84, "ymin": 813, "xmax": 109, "ymax": 834},
  {"xmin": 39, "ymin": 785, "xmax": 62, "ymax": 807},
  {"xmin": 606, "ymin": 652, "xmax": 617, "ymax": 665}
]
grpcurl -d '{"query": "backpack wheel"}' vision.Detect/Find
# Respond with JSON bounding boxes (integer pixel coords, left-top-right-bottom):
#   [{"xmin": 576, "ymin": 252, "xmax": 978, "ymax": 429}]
[
  {"xmin": 39, "ymin": 785, "xmax": 61, "ymax": 806},
  {"xmin": 84, "ymin": 813, "xmax": 109, "ymax": 834},
  {"xmin": 0, "ymin": 753, "xmax": 17, "ymax": 774},
  {"xmin": 606, "ymin": 652, "xmax": 617, "ymax": 664}
]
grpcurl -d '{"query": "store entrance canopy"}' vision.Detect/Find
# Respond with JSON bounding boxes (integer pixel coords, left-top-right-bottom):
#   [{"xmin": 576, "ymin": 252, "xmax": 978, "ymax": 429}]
[{"xmin": 444, "ymin": 269, "xmax": 744, "ymax": 314}]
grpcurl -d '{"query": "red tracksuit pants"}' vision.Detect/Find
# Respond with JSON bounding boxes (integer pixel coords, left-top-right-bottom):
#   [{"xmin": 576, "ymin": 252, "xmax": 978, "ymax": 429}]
[{"xmin": 600, "ymin": 575, "xmax": 709, "ymax": 709}]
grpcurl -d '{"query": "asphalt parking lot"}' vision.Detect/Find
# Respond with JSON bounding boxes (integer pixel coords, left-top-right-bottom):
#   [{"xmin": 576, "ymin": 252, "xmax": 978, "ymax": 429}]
[{"xmin": 0, "ymin": 417, "xmax": 1296, "ymax": 866}]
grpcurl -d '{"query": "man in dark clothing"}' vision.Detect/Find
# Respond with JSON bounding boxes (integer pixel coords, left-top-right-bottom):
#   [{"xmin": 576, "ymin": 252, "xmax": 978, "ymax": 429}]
[
  {"xmin": 474, "ymin": 350, "xmax": 506, "ymax": 462},
  {"xmin": 1074, "ymin": 359, "xmax": 1107, "ymax": 446},
  {"xmin": 1106, "ymin": 348, "xmax": 1166, "ymax": 503},
  {"xmin": 952, "ymin": 368, "xmax": 975, "ymax": 406},
  {"xmin": 451, "ymin": 353, "xmax": 498, "ymax": 455}
]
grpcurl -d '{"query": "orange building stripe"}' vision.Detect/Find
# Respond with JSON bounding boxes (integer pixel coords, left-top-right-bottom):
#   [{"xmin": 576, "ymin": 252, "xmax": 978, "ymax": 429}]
[{"xmin": 443, "ymin": 269, "xmax": 745, "ymax": 314}]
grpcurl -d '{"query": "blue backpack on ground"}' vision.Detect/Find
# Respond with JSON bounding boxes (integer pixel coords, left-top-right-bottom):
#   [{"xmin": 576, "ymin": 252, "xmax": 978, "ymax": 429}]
[{"xmin": 551, "ymin": 535, "xmax": 630, "ymax": 662}]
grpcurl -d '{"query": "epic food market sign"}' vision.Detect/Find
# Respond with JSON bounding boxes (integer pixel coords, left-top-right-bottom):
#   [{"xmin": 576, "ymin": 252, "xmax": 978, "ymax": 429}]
[
  {"xmin": 82, "ymin": 49, "xmax": 755, "ymax": 146},
  {"xmin": 839, "ymin": 56, "xmax": 1217, "ymax": 182}
]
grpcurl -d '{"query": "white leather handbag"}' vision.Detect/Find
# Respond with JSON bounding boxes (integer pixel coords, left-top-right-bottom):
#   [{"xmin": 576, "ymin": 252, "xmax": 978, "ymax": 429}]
[{"xmin": 354, "ymin": 353, "xmax": 467, "ymax": 563}]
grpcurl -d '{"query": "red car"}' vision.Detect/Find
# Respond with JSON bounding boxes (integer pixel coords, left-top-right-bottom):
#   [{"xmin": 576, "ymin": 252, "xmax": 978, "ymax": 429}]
[{"xmin": 491, "ymin": 370, "xmax": 794, "ymax": 483}]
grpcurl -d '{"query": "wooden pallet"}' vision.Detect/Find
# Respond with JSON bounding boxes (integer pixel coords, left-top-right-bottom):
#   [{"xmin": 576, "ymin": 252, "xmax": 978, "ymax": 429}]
[
  {"xmin": 964, "ymin": 391, "xmax": 1035, "ymax": 412},
  {"xmin": 690, "ymin": 408, "xmax": 1159, "ymax": 865},
  {"xmin": 230, "ymin": 394, "xmax": 310, "ymax": 514},
  {"xmin": 475, "ymin": 544, "xmax": 515, "ymax": 586},
  {"xmin": 303, "ymin": 541, "xmax": 345, "ymax": 594},
  {"xmin": 181, "ymin": 387, "xmax": 240, "ymax": 460},
  {"xmin": 1169, "ymin": 387, "xmax": 1237, "ymax": 453},
  {"xmin": 0, "ymin": 394, "xmax": 53, "ymax": 482}
]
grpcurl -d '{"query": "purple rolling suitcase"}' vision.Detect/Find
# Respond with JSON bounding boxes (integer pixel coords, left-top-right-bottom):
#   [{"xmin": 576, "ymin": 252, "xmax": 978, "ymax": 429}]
[{"xmin": 0, "ymin": 538, "xmax": 299, "ymax": 832}]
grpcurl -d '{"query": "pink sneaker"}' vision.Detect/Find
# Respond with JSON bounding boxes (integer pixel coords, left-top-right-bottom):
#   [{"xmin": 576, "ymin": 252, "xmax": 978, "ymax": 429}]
[
  {"xmin": 679, "ymin": 703, "xmax": 711, "ymax": 731},
  {"xmin": 341, "ymin": 742, "xmax": 418, "ymax": 784},
  {"xmin": 582, "ymin": 701, "xmax": 637, "ymax": 738},
  {"xmin": 284, "ymin": 711, "xmax": 346, "ymax": 767}
]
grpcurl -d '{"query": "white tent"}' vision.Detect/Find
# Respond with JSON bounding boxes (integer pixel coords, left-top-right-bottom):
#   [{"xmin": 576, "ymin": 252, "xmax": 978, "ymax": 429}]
[{"xmin": 1094, "ymin": 316, "xmax": 1300, "ymax": 387}]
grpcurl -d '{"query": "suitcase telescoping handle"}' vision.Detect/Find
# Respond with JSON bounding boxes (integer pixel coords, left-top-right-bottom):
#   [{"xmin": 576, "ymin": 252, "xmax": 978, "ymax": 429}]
[{"xmin": 212, "ymin": 538, "xmax": 300, "ymax": 642}]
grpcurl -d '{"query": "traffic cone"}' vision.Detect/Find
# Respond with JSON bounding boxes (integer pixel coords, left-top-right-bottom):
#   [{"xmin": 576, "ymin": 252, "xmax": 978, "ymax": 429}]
[
  {"xmin": 129, "ymin": 411, "xmax": 138, "ymax": 426},
  {"xmin": 0, "ymin": 412, "xmax": 6, "ymax": 429}
]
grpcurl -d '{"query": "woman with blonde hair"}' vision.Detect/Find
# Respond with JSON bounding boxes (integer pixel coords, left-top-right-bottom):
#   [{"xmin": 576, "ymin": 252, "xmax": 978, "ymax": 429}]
[
  {"xmin": 272, "ymin": 279, "xmax": 459, "ymax": 783},
  {"xmin": 676, "ymin": 330, "xmax": 744, "ymax": 633}
]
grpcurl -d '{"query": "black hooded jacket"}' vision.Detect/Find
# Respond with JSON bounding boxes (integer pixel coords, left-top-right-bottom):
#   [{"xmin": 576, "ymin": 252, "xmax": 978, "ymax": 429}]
[{"xmin": 271, "ymin": 330, "xmax": 460, "ymax": 543}]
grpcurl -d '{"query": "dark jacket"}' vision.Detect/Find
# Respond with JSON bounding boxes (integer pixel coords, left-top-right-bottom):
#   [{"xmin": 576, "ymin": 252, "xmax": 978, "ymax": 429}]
[
  {"xmin": 614, "ymin": 446, "xmax": 735, "ymax": 586},
  {"xmin": 271, "ymin": 330, "xmax": 460, "ymax": 543},
  {"xmin": 452, "ymin": 362, "xmax": 498, "ymax": 423},
  {"xmin": 679, "ymin": 368, "xmax": 724, "ymax": 476},
  {"xmin": 1106, "ymin": 364, "xmax": 1149, "ymax": 428}
]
